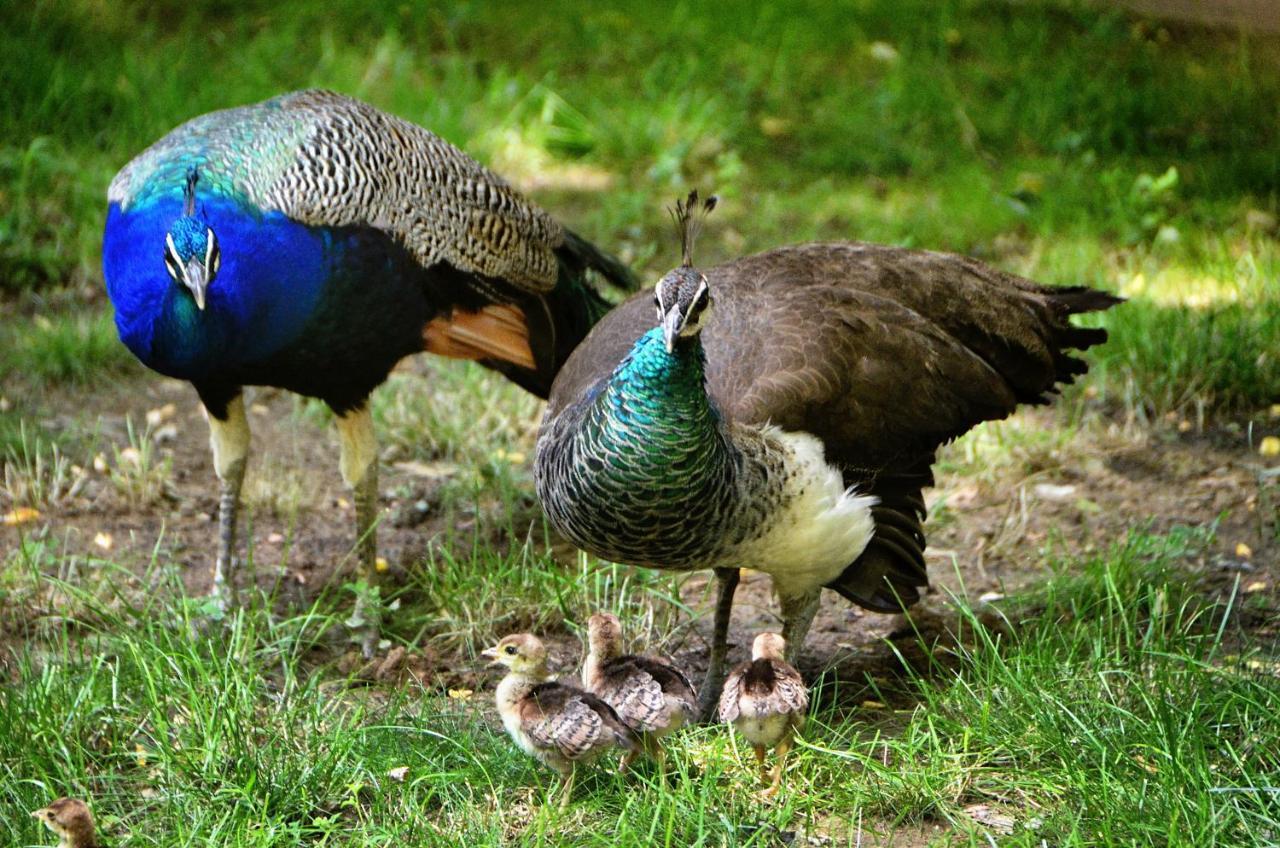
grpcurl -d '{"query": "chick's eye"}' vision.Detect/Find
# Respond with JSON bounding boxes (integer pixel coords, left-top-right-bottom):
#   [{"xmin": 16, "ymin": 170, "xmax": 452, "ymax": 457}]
[{"xmin": 504, "ymin": 645, "xmax": 517, "ymax": 655}]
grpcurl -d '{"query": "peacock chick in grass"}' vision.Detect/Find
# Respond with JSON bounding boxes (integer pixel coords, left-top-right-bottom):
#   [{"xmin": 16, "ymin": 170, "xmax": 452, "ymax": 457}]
[
  {"xmin": 103, "ymin": 90, "xmax": 633, "ymax": 655},
  {"xmin": 483, "ymin": 632, "xmax": 641, "ymax": 809},
  {"xmin": 581, "ymin": 612, "xmax": 697, "ymax": 776},
  {"xmin": 535, "ymin": 192, "xmax": 1122, "ymax": 718},
  {"xmin": 31, "ymin": 798, "xmax": 101, "ymax": 848},
  {"xmin": 719, "ymin": 632, "xmax": 808, "ymax": 797}
]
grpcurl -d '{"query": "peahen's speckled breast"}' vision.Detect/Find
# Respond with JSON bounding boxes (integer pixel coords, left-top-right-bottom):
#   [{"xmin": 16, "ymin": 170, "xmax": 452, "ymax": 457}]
[{"xmin": 535, "ymin": 327, "xmax": 789, "ymax": 570}]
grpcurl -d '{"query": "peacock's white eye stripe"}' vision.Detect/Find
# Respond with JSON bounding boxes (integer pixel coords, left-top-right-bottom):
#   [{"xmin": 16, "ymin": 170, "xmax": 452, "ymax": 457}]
[
  {"xmin": 204, "ymin": 228, "xmax": 216, "ymax": 267},
  {"xmin": 164, "ymin": 232, "xmax": 181, "ymax": 279}
]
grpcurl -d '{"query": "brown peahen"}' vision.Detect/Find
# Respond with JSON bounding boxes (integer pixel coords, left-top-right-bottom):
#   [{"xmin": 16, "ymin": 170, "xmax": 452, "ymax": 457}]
[{"xmin": 535, "ymin": 192, "xmax": 1121, "ymax": 717}]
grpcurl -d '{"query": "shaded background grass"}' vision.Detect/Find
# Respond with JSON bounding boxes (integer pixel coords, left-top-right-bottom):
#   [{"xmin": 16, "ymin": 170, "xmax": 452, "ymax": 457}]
[{"xmin": 1, "ymin": 0, "xmax": 1278, "ymax": 412}]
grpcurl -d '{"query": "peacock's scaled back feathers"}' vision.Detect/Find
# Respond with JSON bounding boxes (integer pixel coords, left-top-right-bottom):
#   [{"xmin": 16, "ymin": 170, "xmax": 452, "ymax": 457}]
[{"xmin": 110, "ymin": 89, "xmax": 571, "ymax": 292}]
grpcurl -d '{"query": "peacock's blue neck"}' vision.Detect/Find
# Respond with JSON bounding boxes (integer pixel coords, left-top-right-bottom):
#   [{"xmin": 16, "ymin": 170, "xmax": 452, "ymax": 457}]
[{"xmin": 104, "ymin": 194, "xmax": 331, "ymax": 381}]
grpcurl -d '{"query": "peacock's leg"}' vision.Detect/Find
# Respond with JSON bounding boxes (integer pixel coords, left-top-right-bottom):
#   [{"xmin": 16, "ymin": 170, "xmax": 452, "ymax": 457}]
[
  {"xmin": 778, "ymin": 588, "xmax": 822, "ymax": 665},
  {"xmin": 336, "ymin": 403, "xmax": 381, "ymax": 658},
  {"xmin": 206, "ymin": 393, "xmax": 250, "ymax": 611},
  {"xmin": 697, "ymin": 567, "xmax": 741, "ymax": 722}
]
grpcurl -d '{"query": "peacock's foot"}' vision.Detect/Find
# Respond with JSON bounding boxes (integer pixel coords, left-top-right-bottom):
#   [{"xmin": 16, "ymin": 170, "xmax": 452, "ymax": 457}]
[{"xmin": 345, "ymin": 579, "xmax": 383, "ymax": 659}]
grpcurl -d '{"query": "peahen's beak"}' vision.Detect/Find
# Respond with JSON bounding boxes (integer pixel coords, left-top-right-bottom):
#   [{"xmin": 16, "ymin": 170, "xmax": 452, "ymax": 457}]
[
  {"xmin": 182, "ymin": 260, "xmax": 209, "ymax": 310},
  {"xmin": 661, "ymin": 307, "xmax": 685, "ymax": 353}
]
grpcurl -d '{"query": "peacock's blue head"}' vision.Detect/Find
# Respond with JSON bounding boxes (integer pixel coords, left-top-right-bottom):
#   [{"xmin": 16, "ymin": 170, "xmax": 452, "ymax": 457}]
[{"xmin": 163, "ymin": 168, "xmax": 221, "ymax": 311}]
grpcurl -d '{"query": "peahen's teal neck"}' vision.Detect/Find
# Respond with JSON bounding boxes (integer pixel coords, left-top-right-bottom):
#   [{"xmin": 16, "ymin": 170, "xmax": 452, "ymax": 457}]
[{"xmin": 591, "ymin": 327, "xmax": 730, "ymax": 472}]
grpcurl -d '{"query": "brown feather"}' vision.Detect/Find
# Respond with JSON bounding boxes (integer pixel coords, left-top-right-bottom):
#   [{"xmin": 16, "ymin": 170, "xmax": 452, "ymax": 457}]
[
  {"xmin": 592, "ymin": 656, "xmax": 697, "ymax": 733},
  {"xmin": 423, "ymin": 303, "xmax": 536, "ymax": 370},
  {"xmin": 719, "ymin": 657, "xmax": 808, "ymax": 724}
]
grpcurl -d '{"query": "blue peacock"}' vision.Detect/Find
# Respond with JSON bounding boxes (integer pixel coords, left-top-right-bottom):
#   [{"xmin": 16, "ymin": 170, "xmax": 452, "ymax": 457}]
[
  {"xmin": 103, "ymin": 89, "xmax": 633, "ymax": 655},
  {"xmin": 535, "ymin": 192, "xmax": 1121, "ymax": 716}
]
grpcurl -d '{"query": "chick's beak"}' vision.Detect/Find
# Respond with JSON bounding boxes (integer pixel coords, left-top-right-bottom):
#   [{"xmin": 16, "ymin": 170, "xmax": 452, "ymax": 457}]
[
  {"xmin": 480, "ymin": 646, "xmax": 500, "ymax": 666},
  {"xmin": 30, "ymin": 808, "xmax": 47, "ymax": 820},
  {"xmin": 183, "ymin": 260, "xmax": 209, "ymax": 311},
  {"xmin": 661, "ymin": 307, "xmax": 685, "ymax": 353}
]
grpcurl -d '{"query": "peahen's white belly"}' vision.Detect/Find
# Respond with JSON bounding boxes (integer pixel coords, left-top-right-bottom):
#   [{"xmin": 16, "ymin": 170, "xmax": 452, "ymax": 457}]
[{"xmin": 727, "ymin": 426, "xmax": 877, "ymax": 598}]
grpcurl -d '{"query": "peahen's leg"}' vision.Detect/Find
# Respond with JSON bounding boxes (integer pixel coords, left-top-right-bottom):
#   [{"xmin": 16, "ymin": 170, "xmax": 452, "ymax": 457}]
[
  {"xmin": 778, "ymin": 588, "xmax": 822, "ymax": 665},
  {"xmin": 207, "ymin": 393, "xmax": 250, "ymax": 610},
  {"xmin": 697, "ymin": 567, "xmax": 740, "ymax": 722},
  {"xmin": 336, "ymin": 403, "xmax": 381, "ymax": 658}
]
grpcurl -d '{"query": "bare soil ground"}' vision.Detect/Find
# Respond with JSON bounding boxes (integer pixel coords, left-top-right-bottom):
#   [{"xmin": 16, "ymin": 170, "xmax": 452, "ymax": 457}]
[{"xmin": 4, "ymin": 366, "xmax": 1277, "ymax": 704}]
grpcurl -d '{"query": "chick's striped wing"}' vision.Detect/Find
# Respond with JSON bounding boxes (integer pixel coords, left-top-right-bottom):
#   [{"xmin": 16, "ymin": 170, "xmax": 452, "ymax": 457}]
[
  {"xmin": 764, "ymin": 660, "xmax": 809, "ymax": 718},
  {"xmin": 522, "ymin": 683, "xmax": 636, "ymax": 759},
  {"xmin": 599, "ymin": 657, "xmax": 696, "ymax": 732},
  {"xmin": 718, "ymin": 662, "xmax": 748, "ymax": 723}
]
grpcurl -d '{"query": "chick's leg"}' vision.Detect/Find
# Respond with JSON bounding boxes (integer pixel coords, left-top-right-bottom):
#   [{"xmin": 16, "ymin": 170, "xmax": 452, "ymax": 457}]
[
  {"xmin": 336, "ymin": 403, "xmax": 381, "ymax": 658},
  {"xmin": 206, "ymin": 392, "xmax": 250, "ymax": 610},
  {"xmin": 763, "ymin": 736, "xmax": 792, "ymax": 798},
  {"xmin": 558, "ymin": 767, "xmax": 576, "ymax": 811},
  {"xmin": 753, "ymin": 744, "xmax": 768, "ymax": 782},
  {"xmin": 697, "ymin": 567, "xmax": 741, "ymax": 722}
]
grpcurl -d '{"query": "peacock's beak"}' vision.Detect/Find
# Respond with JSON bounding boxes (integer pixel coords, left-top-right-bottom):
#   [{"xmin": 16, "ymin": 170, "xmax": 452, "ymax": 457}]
[
  {"xmin": 182, "ymin": 260, "xmax": 209, "ymax": 310},
  {"xmin": 661, "ymin": 307, "xmax": 685, "ymax": 353}
]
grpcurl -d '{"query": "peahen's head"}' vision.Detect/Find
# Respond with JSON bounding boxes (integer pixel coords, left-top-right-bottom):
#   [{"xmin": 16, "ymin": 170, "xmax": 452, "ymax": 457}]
[
  {"xmin": 655, "ymin": 190, "xmax": 718, "ymax": 352},
  {"xmin": 163, "ymin": 168, "xmax": 221, "ymax": 311}
]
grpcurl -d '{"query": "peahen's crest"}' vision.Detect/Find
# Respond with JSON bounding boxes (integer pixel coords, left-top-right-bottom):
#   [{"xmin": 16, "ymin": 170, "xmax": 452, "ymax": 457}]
[
  {"xmin": 669, "ymin": 189, "xmax": 717, "ymax": 269},
  {"xmin": 657, "ymin": 191, "xmax": 718, "ymax": 349}
]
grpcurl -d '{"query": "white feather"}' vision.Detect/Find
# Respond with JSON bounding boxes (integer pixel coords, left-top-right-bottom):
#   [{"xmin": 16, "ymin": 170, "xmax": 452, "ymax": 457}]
[{"xmin": 730, "ymin": 426, "xmax": 877, "ymax": 598}]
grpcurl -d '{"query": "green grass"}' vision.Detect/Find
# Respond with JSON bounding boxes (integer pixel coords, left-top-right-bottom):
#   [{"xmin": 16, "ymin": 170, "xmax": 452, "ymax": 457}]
[
  {"xmin": 2, "ymin": 529, "xmax": 1275, "ymax": 846},
  {"xmin": 0, "ymin": 311, "xmax": 138, "ymax": 388}
]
